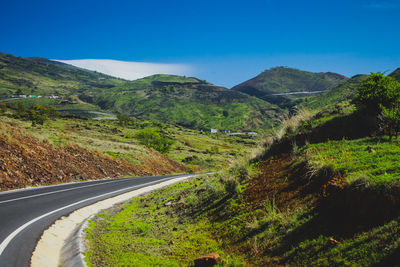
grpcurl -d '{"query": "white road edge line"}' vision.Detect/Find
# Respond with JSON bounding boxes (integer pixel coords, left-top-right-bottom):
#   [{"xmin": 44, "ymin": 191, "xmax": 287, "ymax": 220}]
[
  {"xmin": 0, "ymin": 179, "xmax": 123, "ymax": 204},
  {"xmin": 0, "ymin": 175, "xmax": 190, "ymax": 258}
]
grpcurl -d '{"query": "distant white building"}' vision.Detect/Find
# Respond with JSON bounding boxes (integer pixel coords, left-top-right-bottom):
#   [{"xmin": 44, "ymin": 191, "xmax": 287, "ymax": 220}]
[{"xmin": 210, "ymin": 129, "xmax": 218, "ymax": 134}]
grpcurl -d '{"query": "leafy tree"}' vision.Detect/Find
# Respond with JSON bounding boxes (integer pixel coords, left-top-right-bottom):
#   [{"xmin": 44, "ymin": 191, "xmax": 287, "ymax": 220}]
[
  {"xmin": 117, "ymin": 114, "xmax": 131, "ymax": 126},
  {"xmin": 380, "ymin": 103, "xmax": 400, "ymax": 141},
  {"xmin": 28, "ymin": 105, "xmax": 58, "ymax": 126},
  {"xmin": 0, "ymin": 103, "xmax": 6, "ymax": 114},
  {"xmin": 354, "ymin": 72, "xmax": 400, "ymax": 114},
  {"xmin": 15, "ymin": 101, "xmax": 27, "ymax": 118},
  {"xmin": 135, "ymin": 127, "xmax": 175, "ymax": 154}
]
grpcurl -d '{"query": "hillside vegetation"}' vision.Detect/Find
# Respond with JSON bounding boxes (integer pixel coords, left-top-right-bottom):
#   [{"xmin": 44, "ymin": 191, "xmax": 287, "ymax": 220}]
[
  {"xmin": 0, "ymin": 53, "xmax": 125, "ymax": 96},
  {"xmin": 390, "ymin": 68, "xmax": 400, "ymax": 82},
  {"xmin": 86, "ymin": 72, "xmax": 400, "ymax": 266},
  {"xmin": 0, "ymin": 102, "xmax": 257, "ymax": 191},
  {"xmin": 231, "ymin": 67, "xmax": 347, "ymax": 109},
  {"xmin": 89, "ymin": 75, "xmax": 282, "ymax": 131},
  {"xmin": 0, "ymin": 52, "xmax": 283, "ymax": 131}
]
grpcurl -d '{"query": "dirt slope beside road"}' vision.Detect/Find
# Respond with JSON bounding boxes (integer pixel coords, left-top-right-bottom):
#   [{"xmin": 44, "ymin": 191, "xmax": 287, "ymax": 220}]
[{"xmin": 0, "ymin": 121, "xmax": 187, "ymax": 191}]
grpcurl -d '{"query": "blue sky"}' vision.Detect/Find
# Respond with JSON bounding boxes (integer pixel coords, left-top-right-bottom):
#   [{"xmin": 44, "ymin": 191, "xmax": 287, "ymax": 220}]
[{"xmin": 1, "ymin": 0, "xmax": 400, "ymax": 87}]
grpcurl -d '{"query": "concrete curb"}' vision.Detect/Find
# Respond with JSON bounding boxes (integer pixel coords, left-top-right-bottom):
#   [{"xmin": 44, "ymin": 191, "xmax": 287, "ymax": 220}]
[{"xmin": 30, "ymin": 174, "xmax": 198, "ymax": 267}]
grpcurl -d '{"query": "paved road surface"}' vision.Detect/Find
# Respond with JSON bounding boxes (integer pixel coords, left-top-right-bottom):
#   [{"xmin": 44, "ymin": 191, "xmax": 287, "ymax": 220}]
[{"xmin": 0, "ymin": 174, "xmax": 194, "ymax": 267}]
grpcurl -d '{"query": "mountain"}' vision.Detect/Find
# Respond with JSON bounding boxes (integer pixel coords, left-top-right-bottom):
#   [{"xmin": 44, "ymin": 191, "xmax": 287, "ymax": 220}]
[
  {"xmin": 0, "ymin": 52, "xmax": 125, "ymax": 96},
  {"xmin": 0, "ymin": 52, "xmax": 283, "ymax": 131},
  {"xmin": 303, "ymin": 74, "xmax": 368, "ymax": 110},
  {"xmin": 389, "ymin": 68, "xmax": 400, "ymax": 82},
  {"xmin": 231, "ymin": 67, "xmax": 348, "ymax": 109},
  {"xmin": 88, "ymin": 75, "xmax": 282, "ymax": 131}
]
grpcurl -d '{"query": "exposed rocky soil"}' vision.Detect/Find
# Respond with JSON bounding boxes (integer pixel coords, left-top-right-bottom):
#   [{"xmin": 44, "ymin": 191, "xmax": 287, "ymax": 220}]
[{"xmin": 0, "ymin": 122, "xmax": 187, "ymax": 191}]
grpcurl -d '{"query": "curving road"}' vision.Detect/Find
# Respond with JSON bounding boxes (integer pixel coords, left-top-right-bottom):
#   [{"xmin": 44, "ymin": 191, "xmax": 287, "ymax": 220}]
[{"xmin": 0, "ymin": 174, "xmax": 195, "ymax": 267}]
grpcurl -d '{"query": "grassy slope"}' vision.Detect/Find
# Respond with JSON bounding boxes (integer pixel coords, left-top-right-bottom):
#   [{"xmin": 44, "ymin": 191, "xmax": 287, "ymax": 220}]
[
  {"xmin": 85, "ymin": 175, "xmax": 245, "ymax": 266},
  {"xmin": 0, "ymin": 52, "xmax": 283, "ymax": 132},
  {"xmin": 92, "ymin": 75, "xmax": 282, "ymax": 131},
  {"xmin": 0, "ymin": 53, "xmax": 125, "ymax": 96},
  {"xmin": 231, "ymin": 67, "xmax": 348, "ymax": 111},
  {"xmin": 231, "ymin": 66, "xmax": 347, "ymax": 96},
  {"xmin": 302, "ymin": 74, "xmax": 368, "ymax": 110},
  {"xmin": 389, "ymin": 68, "xmax": 400, "ymax": 82},
  {"xmin": 0, "ymin": 103, "xmax": 256, "ymax": 191},
  {"xmin": 86, "ymin": 103, "xmax": 400, "ymax": 266}
]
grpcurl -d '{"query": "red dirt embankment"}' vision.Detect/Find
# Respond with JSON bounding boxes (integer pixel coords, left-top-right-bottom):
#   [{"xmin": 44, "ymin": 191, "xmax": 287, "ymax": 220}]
[{"xmin": 0, "ymin": 123, "xmax": 187, "ymax": 191}]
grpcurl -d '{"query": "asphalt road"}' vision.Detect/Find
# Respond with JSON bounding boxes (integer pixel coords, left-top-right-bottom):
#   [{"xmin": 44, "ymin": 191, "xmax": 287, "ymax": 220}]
[{"xmin": 0, "ymin": 174, "xmax": 194, "ymax": 267}]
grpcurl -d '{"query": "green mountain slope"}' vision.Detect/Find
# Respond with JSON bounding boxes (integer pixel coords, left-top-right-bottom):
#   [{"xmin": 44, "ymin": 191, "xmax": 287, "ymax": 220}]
[
  {"xmin": 0, "ymin": 52, "xmax": 283, "ymax": 131},
  {"xmin": 89, "ymin": 75, "xmax": 282, "ymax": 131},
  {"xmin": 389, "ymin": 68, "xmax": 400, "ymax": 82},
  {"xmin": 303, "ymin": 74, "xmax": 368, "ymax": 109},
  {"xmin": 232, "ymin": 67, "xmax": 347, "ymax": 95},
  {"xmin": 0, "ymin": 52, "xmax": 125, "ymax": 96},
  {"xmin": 231, "ymin": 67, "xmax": 348, "ymax": 109}
]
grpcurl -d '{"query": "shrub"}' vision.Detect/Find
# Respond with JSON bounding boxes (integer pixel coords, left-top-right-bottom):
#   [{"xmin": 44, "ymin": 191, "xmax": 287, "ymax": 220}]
[
  {"xmin": 0, "ymin": 103, "xmax": 6, "ymax": 114},
  {"xmin": 224, "ymin": 177, "xmax": 239, "ymax": 195},
  {"xmin": 135, "ymin": 127, "xmax": 175, "ymax": 154},
  {"xmin": 117, "ymin": 114, "xmax": 131, "ymax": 126},
  {"xmin": 28, "ymin": 105, "xmax": 58, "ymax": 126},
  {"xmin": 379, "ymin": 103, "xmax": 400, "ymax": 141},
  {"xmin": 354, "ymin": 72, "xmax": 400, "ymax": 114},
  {"xmin": 15, "ymin": 101, "xmax": 27, "ymax": 118}
]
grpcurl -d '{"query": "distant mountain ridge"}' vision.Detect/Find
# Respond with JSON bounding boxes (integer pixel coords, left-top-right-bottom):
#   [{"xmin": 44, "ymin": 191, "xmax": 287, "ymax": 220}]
[
  {"xmin": 89, "ymin": 74, "xmax": 282, "ymax": 131},
  {"xmin": 0, "ymin": 52, "xmax": 125, "ymax": 96},
  {"xmin": 231, "ymin": 66, "xmax": 348, "ymax": 98},
  {"xmin": 0, "ymin": 52, "xmax": 283, "ymax": 131},
  {"xmin": 389, "ymin": 68, "xmax": 400, "ymax": 82}
]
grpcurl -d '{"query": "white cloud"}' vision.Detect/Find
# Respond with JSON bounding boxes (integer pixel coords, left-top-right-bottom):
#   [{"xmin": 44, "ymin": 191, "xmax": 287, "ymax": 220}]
[{"xmin": 54, "ymin": 59, "xmax": 194, "ymax": 80}]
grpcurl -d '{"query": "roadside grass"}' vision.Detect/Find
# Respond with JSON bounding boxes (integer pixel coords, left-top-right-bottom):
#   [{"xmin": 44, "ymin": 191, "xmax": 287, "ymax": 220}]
[
  {"xmin": 282, "ymin": 217, "xmax": 400, "ymax": 266},
  {"xmin": 85, "ymin": 176, "xmax": 245, "ymax": 266},
  {"xmin": 303, "ymin": 137, "xmax": 400, "ymax": 187}
]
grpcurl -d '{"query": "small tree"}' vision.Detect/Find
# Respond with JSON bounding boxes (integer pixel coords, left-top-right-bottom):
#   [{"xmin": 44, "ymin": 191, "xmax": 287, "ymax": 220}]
[
  {"xmin": 354, "ymin": 72, "xmax": 400, "ymax": 114},
  {"xmin": 355, "ymin": 73, "xmax": 400, "ymax": 140},
  {"xmin": 28, "ymin": 105, "xmax": 58, "ymax": 126},
  {"xmin": 380, "ymin": 103, "xmax": 400, "ymax": 141},
  {"xmin": 117, "ymin": 114, "xmax": 131, "ymax": 126},
  {"xmin": 0, "ymin": 103, "xmax": 6, "ymax": 114},
  {"xmin": 15, "ymin": 101, "xmax": 27, "ymax": 118},
  {"xmin": 135, "ymin": 127, "xmax": 175, "ymax": 154}
]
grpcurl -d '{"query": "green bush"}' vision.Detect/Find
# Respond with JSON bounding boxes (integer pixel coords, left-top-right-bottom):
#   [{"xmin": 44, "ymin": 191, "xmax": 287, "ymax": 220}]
[
  {"xmin": 28, "ymin": 105, "xmax": 58, "ymax": 126},
  {"xmin": 224, "ymin": 177, "xmax": 239, "ymax": 195},
  {"xmin": 117, "ymin": 113, "xmax": 131, "ymax": 126},
  {"xmin": 135, "ymin": 127, "xmax": 175, "ymax": 154},
  {"xmin": 0, "ymin": 103, "xmax": 6, "ymax": 114},
  {"xmin": 354, "ymin": 72, "xmax": 400, "ymax": 114}
]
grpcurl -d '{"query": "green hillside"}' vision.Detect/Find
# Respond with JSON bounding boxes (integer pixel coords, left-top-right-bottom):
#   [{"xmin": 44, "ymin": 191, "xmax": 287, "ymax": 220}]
[
  {"xmin": 389, "ymin": 68, "xmax": 400, "ymax": 82},
  {"xmin": 303, "ymin": 74, "xmax": 368, "ymax": 110},
  {"xmin": 0, "ymin": 53, "xmax": 125, "ymax": 96},
  {"xmin": 232, "ymin": 67, "xmax": 348, "ymax": 109},
  {"xmin": 87, "ymin": 77, "xmax": 400, "ymax": 265},
  {"xmin": 0, "ymin": 52, "xmax": 283, "ymax": 131},
  {"xmin": 89, "ymin": 75, "xmax": 282, "ymax": 131}
]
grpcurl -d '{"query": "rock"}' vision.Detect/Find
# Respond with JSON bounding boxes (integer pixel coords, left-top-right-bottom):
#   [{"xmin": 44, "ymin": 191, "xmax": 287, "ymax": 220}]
[
  {"xmin": 194, "ymin": 253, "xmax": 221, "ymax": 267},
  {"xmin": 329, "ymin": 237, "xmax": 339, "ymax": 245},
  {"xmin": 164, "ymin": 201, "xmax": 173, "ymax": 206}
]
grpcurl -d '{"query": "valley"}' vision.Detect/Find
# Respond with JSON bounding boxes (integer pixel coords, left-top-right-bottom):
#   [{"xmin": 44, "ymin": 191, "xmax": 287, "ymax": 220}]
[{"xmin": 1, "ymin": 51, "xmax": 400, "ymax": 266}]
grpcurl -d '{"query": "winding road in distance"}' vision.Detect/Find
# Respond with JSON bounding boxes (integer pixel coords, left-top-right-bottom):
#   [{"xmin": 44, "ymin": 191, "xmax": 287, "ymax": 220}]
[{"xmin": 0, "ymin": 174, "xmax": 196, "ymax": 267}]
